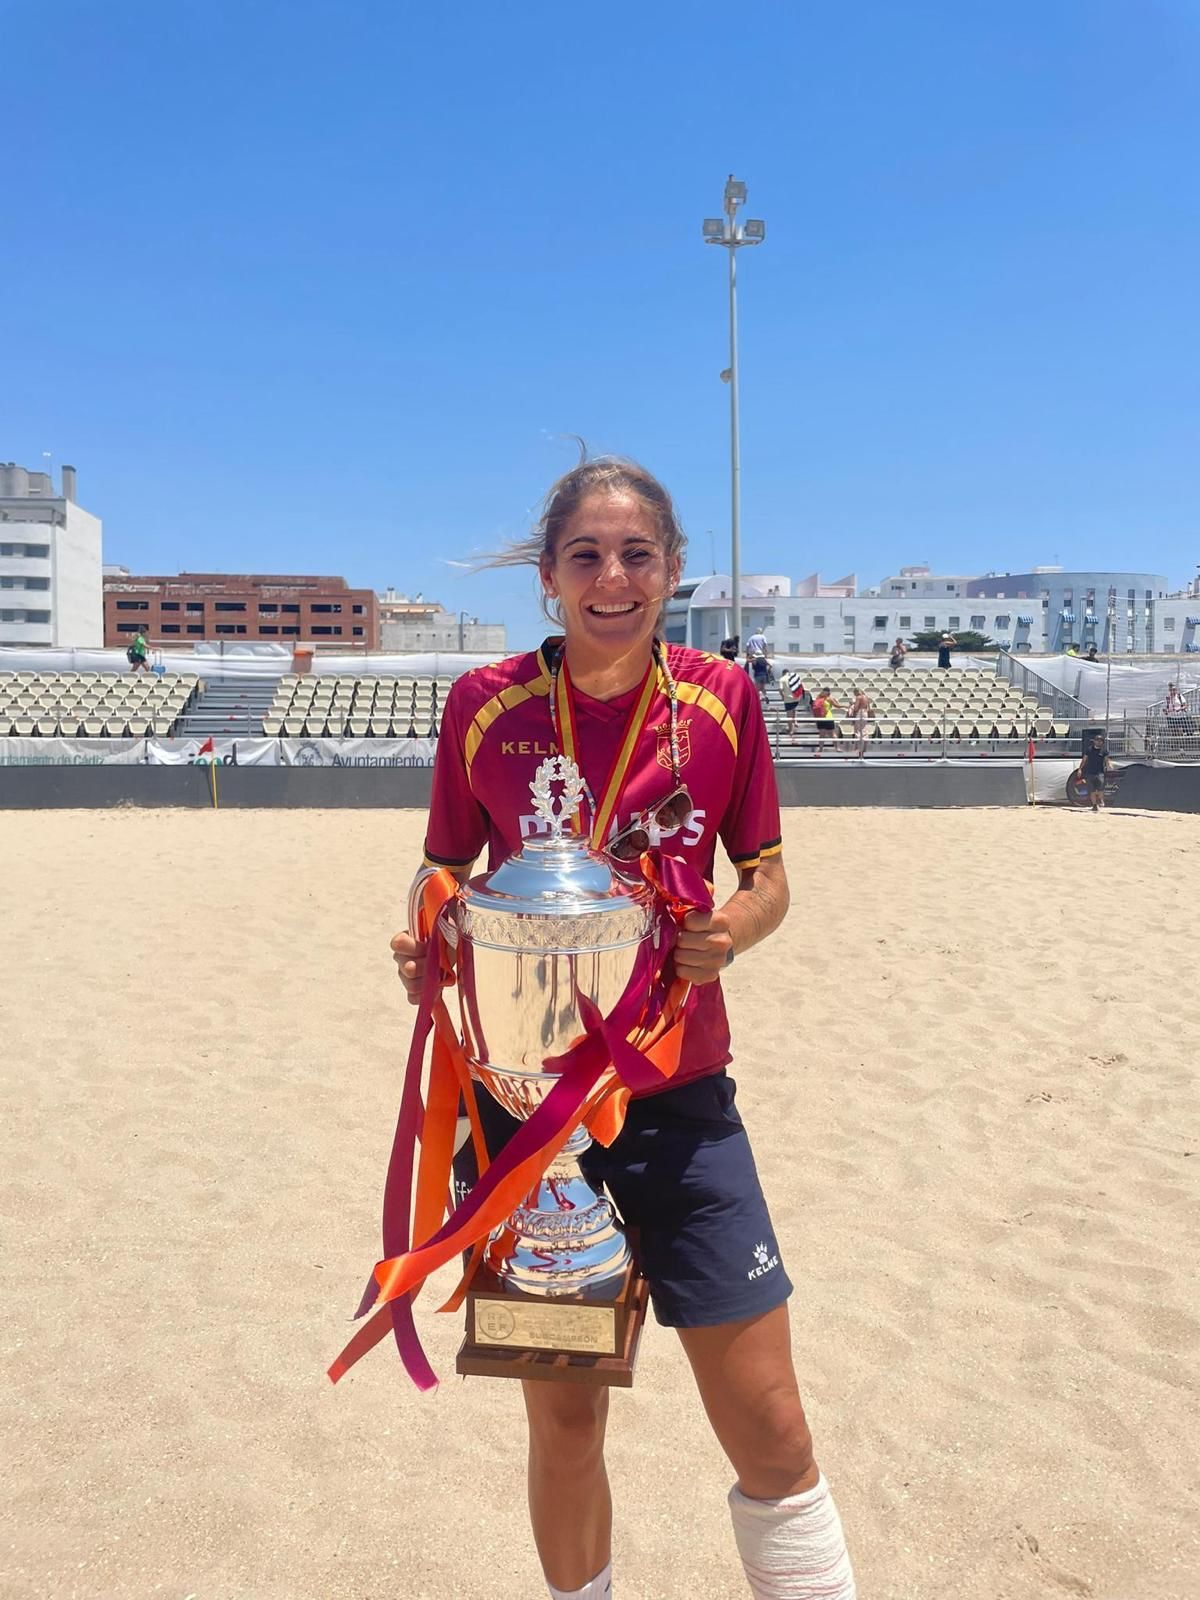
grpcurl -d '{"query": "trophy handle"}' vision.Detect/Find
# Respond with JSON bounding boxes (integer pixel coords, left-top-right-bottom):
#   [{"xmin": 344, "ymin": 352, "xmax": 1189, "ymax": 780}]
[{"xmin": 408, "ymin": 864, "xmax": 459, "ymax": 949}]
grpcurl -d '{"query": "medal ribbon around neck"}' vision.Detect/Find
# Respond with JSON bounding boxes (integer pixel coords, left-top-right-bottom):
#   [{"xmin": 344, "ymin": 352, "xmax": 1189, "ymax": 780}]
[{"xmin": 552, "ymin": 650, "xmax": 664, "ymax": 848}]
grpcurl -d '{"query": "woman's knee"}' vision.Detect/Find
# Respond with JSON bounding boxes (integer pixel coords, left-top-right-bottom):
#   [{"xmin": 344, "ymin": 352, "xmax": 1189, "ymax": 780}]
[
  {"xmin": 523, "ymin": 1383, "xmax": 608, "ymax": 1465},
  {"xmin": 733, "ymin": 1387, "xmax": 815, "ymax": 1489}
]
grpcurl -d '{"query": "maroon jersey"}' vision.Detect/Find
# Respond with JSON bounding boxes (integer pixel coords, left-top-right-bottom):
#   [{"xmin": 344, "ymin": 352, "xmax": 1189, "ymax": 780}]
[{"xmin": 424, "ymin": 641, "xmax": 783, "ymax": 1092}]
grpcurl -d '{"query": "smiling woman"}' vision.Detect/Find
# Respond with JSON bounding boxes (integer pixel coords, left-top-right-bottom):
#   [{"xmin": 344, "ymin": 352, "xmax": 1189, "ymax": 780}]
[{"xmin": 385, "ymin": 453, "xmax": 856, "ymax": 1600}]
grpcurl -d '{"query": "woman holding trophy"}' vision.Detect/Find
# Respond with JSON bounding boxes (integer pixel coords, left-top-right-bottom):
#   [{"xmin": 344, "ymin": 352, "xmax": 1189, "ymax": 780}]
[{"xmin": 389, "ymin": 458, "xmax": 856, "ymax": 1600}]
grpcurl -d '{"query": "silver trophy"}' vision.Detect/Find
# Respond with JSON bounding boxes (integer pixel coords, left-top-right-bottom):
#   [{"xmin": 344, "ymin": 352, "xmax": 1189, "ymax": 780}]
[{"xmin": 409, "ymin": 755, "xmax": 658, "ymax": 1383}]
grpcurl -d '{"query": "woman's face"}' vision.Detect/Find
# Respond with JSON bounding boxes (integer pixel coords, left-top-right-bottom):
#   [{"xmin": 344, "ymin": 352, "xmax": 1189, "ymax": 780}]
[{"xmin": 541, "ymin": 491, "xmax": 679, "ymax": 657}]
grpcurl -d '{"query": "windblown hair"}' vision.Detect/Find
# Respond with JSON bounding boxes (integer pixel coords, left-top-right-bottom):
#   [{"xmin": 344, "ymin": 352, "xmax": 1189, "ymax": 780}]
[{"xmin": 484, "ymin": 452, "xmax": 687, "ymax": 625}]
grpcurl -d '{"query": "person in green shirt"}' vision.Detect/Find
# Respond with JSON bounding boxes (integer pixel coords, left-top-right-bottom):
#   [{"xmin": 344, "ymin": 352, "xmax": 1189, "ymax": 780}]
[{"xmin": 127, "ymin": 631, "xmax": 150, "ymax": 672}]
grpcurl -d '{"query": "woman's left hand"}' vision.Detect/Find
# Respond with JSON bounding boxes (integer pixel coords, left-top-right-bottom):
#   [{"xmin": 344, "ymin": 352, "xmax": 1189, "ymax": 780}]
[{"xmin": 674, "ymin": 908, "xmax": 734, "ymax": 986}]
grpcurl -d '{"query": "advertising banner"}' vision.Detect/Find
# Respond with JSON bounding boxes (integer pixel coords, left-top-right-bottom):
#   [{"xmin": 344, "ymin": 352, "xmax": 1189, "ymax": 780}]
[
  {"xmin": 280, "ymin": 737, "xmax": 437, "ymax": 768},
  {"xmin": 146, "ymin": 738, "xmax": 280, "ymax": 766},
  {"xmin": 0, "ymin": 737, "xmax": 147, "ymax": 766}
]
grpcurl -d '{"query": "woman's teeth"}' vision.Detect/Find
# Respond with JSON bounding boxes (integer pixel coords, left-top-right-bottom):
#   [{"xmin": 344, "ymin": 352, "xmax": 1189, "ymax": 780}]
[{"xmin": 588, "ymin": 602, "xmax": 639, "ymax": 615}]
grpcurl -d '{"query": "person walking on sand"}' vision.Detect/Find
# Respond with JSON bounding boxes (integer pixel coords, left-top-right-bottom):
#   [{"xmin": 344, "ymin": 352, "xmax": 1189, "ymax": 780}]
[
  {"xmin": 387, "ymin": 456, "xmax": 857, "ymax": 1600},
  {"xmin": 1077, "ymin": 731, "xmax": 1114, "ymax": 812},
  {"xmin": 848, "ymin": 687, "xmax": 873, "ymax": 758}
]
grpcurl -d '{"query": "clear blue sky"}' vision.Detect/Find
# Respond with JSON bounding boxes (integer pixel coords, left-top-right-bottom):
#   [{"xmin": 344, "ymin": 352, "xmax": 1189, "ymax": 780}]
[{"xmin": 5, "ymin": 1, "xmax": 1197, "ymax": 647}]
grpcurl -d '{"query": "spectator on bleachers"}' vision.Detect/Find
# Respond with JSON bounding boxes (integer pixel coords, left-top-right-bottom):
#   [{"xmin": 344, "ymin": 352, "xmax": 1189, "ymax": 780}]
[
  {"xmin": 778, "ymin": 670, "xmax": 805, "ymax": 738},
  {"xmin": 889, "ymin": 637, "xmax": 907, "ymax": 670},
  {"xmin": 1085, "ymin": 644, "xmax": 1099, "ymax": 662},
  {"xmin": 744, "ymin": 630, "xmax": 771, "ymax": 702},
  {"xmin": 936, "ymin": 632, "xmax": 957, "ymax": 669},
  {"xmin": 849, "ymin": 688, "xmax": 873, "ymax": 757},
  {"xmin": 719, "ymin": 635, "xmax": 740, "ymax": 662},
  {"xmin": 127, "ymin": 631, "xmax": 151, "ymax": 673},
  {"xmin": 811, "ymin": 686, "xmax": 841, "ymax": 752}
]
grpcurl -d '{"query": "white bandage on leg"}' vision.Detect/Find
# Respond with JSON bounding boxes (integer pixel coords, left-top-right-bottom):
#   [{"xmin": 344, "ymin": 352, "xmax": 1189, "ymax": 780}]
[
  {"xmin": 729, "ymin": 1474, "xmax": 856, "ymax": 1599},
  {"xmin": 546, "ymin": 1562, "xmax": 612, "ymax": 1599}
]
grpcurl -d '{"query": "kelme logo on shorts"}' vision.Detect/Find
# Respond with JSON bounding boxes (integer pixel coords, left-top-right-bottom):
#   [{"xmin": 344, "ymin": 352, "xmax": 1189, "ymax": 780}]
[{"xmin": 748, "ymin": 1240, "xmax": 779, "ymax": 1281}]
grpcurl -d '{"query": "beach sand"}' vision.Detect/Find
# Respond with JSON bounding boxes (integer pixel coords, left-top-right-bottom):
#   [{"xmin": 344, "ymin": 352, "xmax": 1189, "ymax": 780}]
[{"xmin": 3, "ymin": 806, "xmax": 1198, "ymax": 1599}]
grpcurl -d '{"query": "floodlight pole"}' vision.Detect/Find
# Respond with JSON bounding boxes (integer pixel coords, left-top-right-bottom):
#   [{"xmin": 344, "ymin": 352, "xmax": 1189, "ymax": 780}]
[
  {"xmin": 703, "ymin": 177, "xmax": 765, "ymax": 652},
  {"xmin": 728, "ymin": 237, "xmax": 742, "ymax": 649}
]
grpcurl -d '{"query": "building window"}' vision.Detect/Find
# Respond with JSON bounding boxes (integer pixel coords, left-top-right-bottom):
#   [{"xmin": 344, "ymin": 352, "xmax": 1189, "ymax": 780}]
[
  {"xmin": 789, "ymin": 614, "xmax": 800, "ymax": 628},
  {"xmin": 946, "ymin": 585, "xmax": 955, "ymax": 592},
  {"xmin": 215, "ymin": 624, "xmax": 236, "ymax": 635},
  {"xmin": 187, "ymin": 624, "xmax": 204, "ymax": 634},
  {"xmin": 117, "ymin": 623, "xmax": 142, "ymax": 634},
  {"xmin": 788, "ymin": 642, "xmax": 799, "ymax": 653},
  {"xmin": 260, "ymin": 625, "xmax": 278, "ymax": 635},
  {"xmin": 311, "ymin": 603, "xmax": 342, "ymax": 614},
  {"xmin": 924, "ymin": 616, "xmax": 936, "ymax": 628},
  {"xmin": 215, "ymin": 601, "xmax": 246, "ymax": 612},
  {"xmin": 873, "ymin": 641, "xmax": 888, "ymax": 653},
  {"xmin": 0, "ymin": 542, "xmax": 50, "ymax": 558},
  {"xmin": 949, "ymin": 616, "xmax": 960, "ymax": 629},
  {"xmin": 899, "ymin": 614, "xmax": 911, "ymax": 628},
  {"xmin": 352, "ymin": 626, "xmax": 363, "ymax": 636},
  {"xmin": 995, "ymin": 614, "xmax": 1010, "ymax": 629},
  {"xmin": 161, "ymin": 601, "xmax": 179, "ymax": 611},
  {"xmin": 187, "ymin": 601, "xmax": 204, "ymax": 612},
  {"xmin": 259, "ymin": 603, "xmax": 278, "ymax": 614},
  {"xmin": 282, "ymin": 626, "xmax": 300, "ymax": 635},
  {"xmin": 27, "ymin": 575, "xmax": 50, "ymax": 590},
  {"xmin": 282, "ymin": 604, "xmax": 300, "ymax": 614},
  {"xmin": 161, "ymin": 624, "xmax": 180, "ymax": 634},
  {"xmin": 352, "ymin": 604, "xmax": 364, "ymax": 615},
  {"xmin": 813, "ymin": 616, "xmax": 824, "ymax": 628},
  {"xmin": 873, "ymin": 615, "xmax": 887, "ymax": 629},
  {"xmin": 812, "ymin": 643, "xmax": 825, "ymax": 653},
  {"xmin": 116, "ymin": 600, "xmax": 149, "ymax": 610},
  {"xmin": 1164, "ymin": 617, "xmax": 1176, "ymax": 631},
  {"xmin": 970, "ymin": 615, "xmax": 985, "ymax": 629},
  {"xmin": 312, "ymin": 625, "xmax": 334, "ymax": 635},
  {"xmin": 25, "ymin": 610, "xmax": 50, "ymax": 624},
  {"xmin": 236, "ymin": 624, "xmax": 247, "ymax": 634}
]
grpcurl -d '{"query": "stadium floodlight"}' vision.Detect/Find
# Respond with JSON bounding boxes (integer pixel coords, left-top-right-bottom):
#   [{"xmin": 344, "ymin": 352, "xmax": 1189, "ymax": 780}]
[{"xmin": 701, "ymin": 175, "xmax": 767, "ymax": 646}]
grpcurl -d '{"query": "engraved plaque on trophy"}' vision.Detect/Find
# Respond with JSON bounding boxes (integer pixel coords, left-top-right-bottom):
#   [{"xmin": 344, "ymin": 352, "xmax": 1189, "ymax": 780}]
[{"xmin": 415, "ymin": 756, "xmax": 656, "ymax": 1385}]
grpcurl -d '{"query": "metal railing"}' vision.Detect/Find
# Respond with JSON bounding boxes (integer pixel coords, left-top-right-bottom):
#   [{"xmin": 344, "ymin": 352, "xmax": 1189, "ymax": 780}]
[
  {"xmin": 765, "ymin": 706, "xmax": 1084, "ymax": 762},
  {"xmin": 992, "ymin": 653, "xmax": 1089, "ymax": 720}
]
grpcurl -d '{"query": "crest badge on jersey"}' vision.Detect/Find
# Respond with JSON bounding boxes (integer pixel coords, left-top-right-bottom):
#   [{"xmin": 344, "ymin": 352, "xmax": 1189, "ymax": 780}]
[{"xmin": 655, "ymin": 717, "xmax": 691, "ymax": 770}]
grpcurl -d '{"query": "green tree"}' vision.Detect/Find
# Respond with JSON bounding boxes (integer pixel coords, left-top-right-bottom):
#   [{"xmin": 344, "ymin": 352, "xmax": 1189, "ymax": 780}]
[{"xmin": 908, "ymin": 629, "xmax": 996, "ymax": 653}]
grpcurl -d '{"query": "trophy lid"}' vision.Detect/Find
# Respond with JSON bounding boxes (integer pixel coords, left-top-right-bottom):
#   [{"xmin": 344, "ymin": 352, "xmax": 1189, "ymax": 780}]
[{"xmin": 455, "ymin": 757, "xmax": 655, "ymax": 946}]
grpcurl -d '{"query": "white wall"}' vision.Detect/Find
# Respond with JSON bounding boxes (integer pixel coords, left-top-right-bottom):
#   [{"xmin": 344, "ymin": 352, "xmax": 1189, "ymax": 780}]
[{"xmin": 54, "ymin": 505, "xmax": 103, "ymax": 646}]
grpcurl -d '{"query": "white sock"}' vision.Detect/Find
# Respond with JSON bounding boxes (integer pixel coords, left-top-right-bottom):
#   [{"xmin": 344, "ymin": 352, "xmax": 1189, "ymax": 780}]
[
  {"xmin": 729, "ymin": 1474, "xmax": 856, "ymax": 1598},
  {"xmin": 546, "ymin": 1561, "xmax": 612, "ymax": 1599}
]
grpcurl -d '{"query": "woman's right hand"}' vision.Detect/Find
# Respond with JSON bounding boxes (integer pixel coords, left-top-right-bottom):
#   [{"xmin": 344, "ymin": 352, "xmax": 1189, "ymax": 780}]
[{"xmin": 391, "ymin": 929, "xmax": 429, "ymax": 1006}]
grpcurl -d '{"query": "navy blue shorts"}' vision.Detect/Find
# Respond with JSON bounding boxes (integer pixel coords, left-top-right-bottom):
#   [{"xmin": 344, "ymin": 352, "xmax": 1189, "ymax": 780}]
[{"xmin": 454, "ymin": 1070, "xmax": 792, "ymax": 1330}]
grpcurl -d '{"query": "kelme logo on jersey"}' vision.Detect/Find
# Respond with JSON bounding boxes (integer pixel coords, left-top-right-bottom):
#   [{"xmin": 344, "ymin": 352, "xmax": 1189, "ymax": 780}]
[
  {"xmin": 748, "ymin": 1240, "xmax": 780, "ymax": 1281},
  {"xmin": 653, "ymin": 716, "xmax": 691, "ymax": 770}
]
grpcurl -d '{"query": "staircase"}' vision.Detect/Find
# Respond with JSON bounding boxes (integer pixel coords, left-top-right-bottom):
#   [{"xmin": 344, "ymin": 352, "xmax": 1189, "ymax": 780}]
[{"xmin": 176, "ymin": 678, "xmax": 279, "ymax": 739}]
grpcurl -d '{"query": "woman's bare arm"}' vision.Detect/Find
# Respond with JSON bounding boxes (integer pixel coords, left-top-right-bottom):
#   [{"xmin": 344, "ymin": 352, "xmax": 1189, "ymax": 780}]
[{"xmin": 674, "ymin": 853, "xmax": 790, "ymax": 986}]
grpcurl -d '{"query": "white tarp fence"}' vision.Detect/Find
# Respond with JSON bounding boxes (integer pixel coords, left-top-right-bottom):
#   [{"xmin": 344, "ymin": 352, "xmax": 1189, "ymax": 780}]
[
  {"xmin": 0, "ymin": 736, "xmax": 437, "ymax": 767},
  {"xmin": 1015, "ymin": 655, "xmax": 1200, "ymax": 717},
  {"xmin": 0, "ymin": 646, "xmax": 493, "ymax": 681}
]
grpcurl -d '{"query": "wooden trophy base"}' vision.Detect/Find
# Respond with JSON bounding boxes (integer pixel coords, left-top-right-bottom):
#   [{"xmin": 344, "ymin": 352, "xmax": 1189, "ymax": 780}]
[{"xmin": 456, "ymin": 1261, "xmax": 649, "ymax": 1387}]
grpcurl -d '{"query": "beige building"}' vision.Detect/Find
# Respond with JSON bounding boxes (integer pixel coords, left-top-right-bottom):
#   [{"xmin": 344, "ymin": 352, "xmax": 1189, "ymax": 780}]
[{"xmin": 378, "ymin": 589, "xmax": 506, "ymax": 654}]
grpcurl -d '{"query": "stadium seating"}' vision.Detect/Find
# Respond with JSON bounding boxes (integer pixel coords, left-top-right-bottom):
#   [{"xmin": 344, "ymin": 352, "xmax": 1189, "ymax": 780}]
[
  {"xmin": 268, "ymin": 674, "xmax": 454, "ymax": 737},
  {"xmin": 0, "ymin": 672, "xmax": 200, "ymax": 737}
]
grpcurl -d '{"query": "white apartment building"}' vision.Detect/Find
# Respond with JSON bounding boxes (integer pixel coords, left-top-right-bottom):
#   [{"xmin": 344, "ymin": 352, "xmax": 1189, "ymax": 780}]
[
  {"xmin": 664, "ymin": 574, "xmax": 1007, "ymax": 656},
  {"xmin": 0, "ymin": 463, "xmax": 103, "ymax": 647}
]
